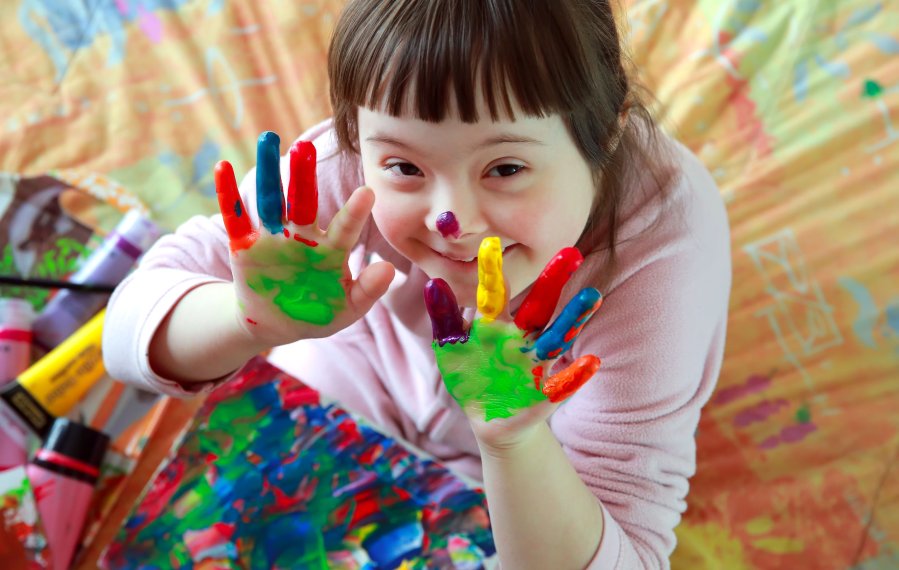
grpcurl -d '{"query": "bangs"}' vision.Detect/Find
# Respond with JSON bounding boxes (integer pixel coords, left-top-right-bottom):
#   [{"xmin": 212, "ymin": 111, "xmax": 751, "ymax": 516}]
[{"xmin": 329, "ymin": 0, "xmax": 597, "ymax": 124}]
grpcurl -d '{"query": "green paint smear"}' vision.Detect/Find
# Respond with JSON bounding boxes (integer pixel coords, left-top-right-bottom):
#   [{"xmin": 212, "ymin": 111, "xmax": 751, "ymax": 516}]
[
  {"xmin": 434, "ymin": 319, "xmax": 546, "ymax": 421},
  {"xmin": 863, "ymin": 79, "xmax": 884, "ymax": 99},
  {"xmin": 244, "ymin": 240, "xmax": 346, "ymax": 325},
  {"xmin": 0, "ymin": 239, "xmax": 91, "ymax": 311},
  {"xmin": 796, "ymin": 404, "xmax": 812, "ymax": 424}
]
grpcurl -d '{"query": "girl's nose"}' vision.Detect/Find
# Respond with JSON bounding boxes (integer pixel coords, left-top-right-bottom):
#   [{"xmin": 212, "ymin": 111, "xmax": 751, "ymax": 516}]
[{"xmin": 427, "ymin": 185, "xmax": 487, "ymax": 240}]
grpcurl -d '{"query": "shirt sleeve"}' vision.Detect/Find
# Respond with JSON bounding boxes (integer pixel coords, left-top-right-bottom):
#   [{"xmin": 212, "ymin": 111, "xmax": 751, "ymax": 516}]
[
  {"xmin": 103, "ymin": 119, "xmax": 360, "ymax": 396},
  {"xmin": 550, "ymin": 144, "xmax": 732, "ymax": 569}
]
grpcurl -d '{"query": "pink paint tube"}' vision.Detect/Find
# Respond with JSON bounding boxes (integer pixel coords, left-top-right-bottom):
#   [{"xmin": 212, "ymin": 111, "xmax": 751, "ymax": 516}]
[
  {"xmin": 26, "ymin": 418, "xmax": 109, "ymax": 570},
  {"xmin": 0, "ymin": 298, "xmax": 35, "ymax": 472},
  {"xmin": 0, "ymin": 298, "xmax": 35, "ymax": 383},
  {"xmin": 32, "ymin": 209, "xmax": 160, "ymax": 351}
]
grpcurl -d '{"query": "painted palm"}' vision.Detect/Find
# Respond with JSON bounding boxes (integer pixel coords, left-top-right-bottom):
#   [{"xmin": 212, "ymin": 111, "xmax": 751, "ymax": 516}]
[
  {"xmin": 425, "ymin": 238, "xmax": 603, "ymax": 422},
  {"xmin": 214, "ymin": 132, "xmax": 367, "ymax": 347}
]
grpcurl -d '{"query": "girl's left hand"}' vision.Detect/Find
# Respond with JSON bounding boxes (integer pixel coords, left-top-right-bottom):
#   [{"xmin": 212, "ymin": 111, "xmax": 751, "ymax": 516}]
[{"xmin": 424, "ymin": 237, "xmax": 604, "ymax": 451}]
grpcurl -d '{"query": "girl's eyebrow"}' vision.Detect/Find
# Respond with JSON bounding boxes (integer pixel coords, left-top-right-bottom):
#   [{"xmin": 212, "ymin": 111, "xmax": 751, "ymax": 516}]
[{"xmin": 364, "ymin": 133, "xmax": 545, "ymax": 150}]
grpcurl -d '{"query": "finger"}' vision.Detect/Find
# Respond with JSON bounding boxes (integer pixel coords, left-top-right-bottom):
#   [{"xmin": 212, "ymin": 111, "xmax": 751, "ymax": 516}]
[
  {"xmin": 347, "ymin": 260, "xmax": 395, "ymax": 316},
  {"xmin": 214, "ymin": 160, "xmax": 255, "ymax": 251},
  {"xmin": 287, "ymin": 140, "xmax": 318, "ymax": 226},
  {"xmin": 424, "ymin": 278, "xmax": 467, "ymax": 345},
  {"xmin": 326, "ymin": 186, "xmax": 374, "ymax": 251},
  {"xmin": 533, "ymin": 287, "xmax": 602, "ymax": 360},
  {"xmin": 256, "ymin": 131, "xmax": 285, "ymax": 235},
  {"xmin": 514, "ymin": 247, "xmax": 583, "ymax": 336},
  {"xmin": 476, "ymin": 237, "xmax": 505, "ymax": 322},
  {"xmin": 543, "ymin": 354, "xmax": 601, "ymax": 402}
]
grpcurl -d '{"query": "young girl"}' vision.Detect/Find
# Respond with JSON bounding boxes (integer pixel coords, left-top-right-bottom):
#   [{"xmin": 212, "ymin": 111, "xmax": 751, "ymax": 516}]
[{"xmin": 104, "ymin": 0, "xmax": 731, "ymax": 568}]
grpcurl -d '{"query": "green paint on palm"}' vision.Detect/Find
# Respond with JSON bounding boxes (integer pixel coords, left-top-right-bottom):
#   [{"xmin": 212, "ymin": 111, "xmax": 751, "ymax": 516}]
[
  {"xmin": 434, "ymin": 319, "xmax": 546, "ymax": 421},
  {"xmin": 245, "ymin": 240, "xmax": 345, "ymax": 325},
  {"xmin": 796, "ymin": 404, "xmax": 812, "ymax": 424}
]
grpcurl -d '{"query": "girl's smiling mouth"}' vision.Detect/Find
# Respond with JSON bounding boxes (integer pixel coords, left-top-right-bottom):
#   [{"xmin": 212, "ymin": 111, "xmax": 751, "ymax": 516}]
[{"xmin": 433, "ymin": 243, "xmax": 518, "ymax": 265}]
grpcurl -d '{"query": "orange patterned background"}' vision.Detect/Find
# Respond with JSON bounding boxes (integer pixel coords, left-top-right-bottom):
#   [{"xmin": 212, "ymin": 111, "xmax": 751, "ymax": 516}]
[{"xmin": 1, "ymin": 1, "xmax": 897, "ymax": 568}]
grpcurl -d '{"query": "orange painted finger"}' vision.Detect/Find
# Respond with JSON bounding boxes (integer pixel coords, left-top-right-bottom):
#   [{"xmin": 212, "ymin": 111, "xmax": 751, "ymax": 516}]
[
  {"xmin": 215, "ymin": 160, "xmax": 255, "ymax": 251},
  {"xmin": 287, "ymin": 140, "xmax": 318, "ymax": 226},
  {"xmin": 542, "ymin": 354, "xmax": 601, "ymax": 403}
]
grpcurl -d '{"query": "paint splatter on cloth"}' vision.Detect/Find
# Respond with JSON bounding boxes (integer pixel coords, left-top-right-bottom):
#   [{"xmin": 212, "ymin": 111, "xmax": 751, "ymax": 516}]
[
  {"xmin": 0, "ymin": 467, "xmax": 52, "ymax": 570},
  {"xmin": 100, "ymin": 357, "xmax": 495, "ymax": 569}
]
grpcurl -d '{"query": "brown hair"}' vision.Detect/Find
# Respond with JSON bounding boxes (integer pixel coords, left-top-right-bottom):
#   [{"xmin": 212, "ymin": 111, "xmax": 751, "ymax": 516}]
[{"xmin": 328, "ymin": 0, "xmax": 672, "ymax": 277}]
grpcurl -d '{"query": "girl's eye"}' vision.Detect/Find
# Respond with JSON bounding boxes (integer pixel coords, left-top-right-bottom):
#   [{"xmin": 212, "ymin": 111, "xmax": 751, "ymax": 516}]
[
  {"xmin": 487, "ymin": 164, "xmax": 525, "ymax": 177},
  {"xmin": 385, "ymin": 162, "xmax": 422, "ymax": 176}
]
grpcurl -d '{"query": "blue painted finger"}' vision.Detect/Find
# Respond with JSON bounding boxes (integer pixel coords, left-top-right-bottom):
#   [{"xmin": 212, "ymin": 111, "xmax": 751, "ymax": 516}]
[
  {"xmin": 256, "ymin": 131, "xmax": 285, "ymax": 234},
  {"xmin": 532, "ymin": 288, "xmax": 602, "ymax": 360}
]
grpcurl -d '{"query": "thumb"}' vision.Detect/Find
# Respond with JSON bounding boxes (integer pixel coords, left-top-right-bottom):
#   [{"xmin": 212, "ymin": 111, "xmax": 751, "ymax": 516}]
[{"xmin": 346, "ymin": 260, "xmax": 395, "ymax": 315}]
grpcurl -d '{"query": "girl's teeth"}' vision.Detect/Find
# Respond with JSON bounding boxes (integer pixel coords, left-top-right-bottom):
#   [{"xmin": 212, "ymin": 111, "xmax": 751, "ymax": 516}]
[{"xmin": 447, "ymin": 245, "xmax": 511, "ymax": 262}]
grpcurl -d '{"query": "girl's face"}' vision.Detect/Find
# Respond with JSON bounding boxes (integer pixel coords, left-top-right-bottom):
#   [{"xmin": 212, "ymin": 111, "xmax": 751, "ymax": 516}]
[{"xmin": 357, "ymin": 99, "xmax": 596, "ymax": 307}]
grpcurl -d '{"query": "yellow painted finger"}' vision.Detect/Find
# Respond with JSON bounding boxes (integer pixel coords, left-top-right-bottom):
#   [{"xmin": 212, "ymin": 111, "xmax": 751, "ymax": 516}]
[{"xmin": 477, "ymin": 237, "xmax": 505, "ymax": 322}]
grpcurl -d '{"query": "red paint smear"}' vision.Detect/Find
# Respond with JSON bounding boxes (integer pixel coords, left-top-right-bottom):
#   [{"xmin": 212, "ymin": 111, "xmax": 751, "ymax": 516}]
[
  {"xmin": 213, "ymin": 522, "xmax": 236, "ymax": 539},
  {"xmin": 283, "ymin": 229, "xmax": 290, "ymax": 238},
  {"xmin": 280, "ymin": 385, "xmax": 320, "ymax": 408},
  {"xmin": 246, "ymin": 318, "xmax": 258, "ymax": 326},
  {"xmin": 335, "ymin": 419, "xmax": 363, "ymax": 450},
  {"xmin": 293, "ymin": 235, "xmax": 319, "ymax": 247},
  {"xmin": 531, "ymin": 365, "xmax": 544, "ymax": 390},
  {"xmin": 31, "ymin": 480, "xmax": 53, "ymax": 503},
  {"xmin": 357, "ymin": 442, "xmax": 383, "ymax": 466}
]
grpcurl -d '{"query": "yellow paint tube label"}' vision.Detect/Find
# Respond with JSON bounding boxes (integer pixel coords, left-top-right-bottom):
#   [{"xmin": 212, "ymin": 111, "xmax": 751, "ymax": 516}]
[{"xmin": 17, "ymin": 310, "xmax": 106, "ymax": 416}]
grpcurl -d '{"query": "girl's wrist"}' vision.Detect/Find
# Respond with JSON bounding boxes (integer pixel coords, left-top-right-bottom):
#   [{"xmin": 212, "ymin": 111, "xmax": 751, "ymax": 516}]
[{"xmin": 474, "ymin": 421, "xmax": 547, "ymax": 461}]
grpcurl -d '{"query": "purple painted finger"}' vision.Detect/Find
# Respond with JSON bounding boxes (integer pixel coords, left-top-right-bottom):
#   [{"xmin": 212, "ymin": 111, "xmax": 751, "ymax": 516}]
[{"xmin": 424, "ymin": 279, "xmax": 467, "ymax": 346}]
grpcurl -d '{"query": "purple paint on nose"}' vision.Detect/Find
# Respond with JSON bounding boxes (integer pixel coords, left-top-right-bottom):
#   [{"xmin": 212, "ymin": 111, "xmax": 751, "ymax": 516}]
[{"xmin": 436, "ymin": 211, "xmax": 461, "ymax": 239}]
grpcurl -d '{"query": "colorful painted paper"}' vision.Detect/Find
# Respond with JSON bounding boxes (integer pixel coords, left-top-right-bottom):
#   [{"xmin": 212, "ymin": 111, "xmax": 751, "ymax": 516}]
[
  {"xmin": 0, "ymin": 466, "xmax": 51, "ymax": 569},
  {"xmin": 100, "ymin": 357, "xmax": 495, "ymax": 569}
]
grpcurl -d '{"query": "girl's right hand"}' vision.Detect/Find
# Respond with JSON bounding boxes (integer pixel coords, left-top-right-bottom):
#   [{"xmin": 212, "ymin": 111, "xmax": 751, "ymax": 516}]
[{"xmin": 214, "ymin": 131, "xmax": 395, "ymax": 348}]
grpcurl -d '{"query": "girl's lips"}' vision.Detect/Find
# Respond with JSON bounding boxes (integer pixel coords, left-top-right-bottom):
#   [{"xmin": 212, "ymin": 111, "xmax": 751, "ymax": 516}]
[{"xmin": 434, "ymin": 243, "xmax": 518, "ymax": 266}]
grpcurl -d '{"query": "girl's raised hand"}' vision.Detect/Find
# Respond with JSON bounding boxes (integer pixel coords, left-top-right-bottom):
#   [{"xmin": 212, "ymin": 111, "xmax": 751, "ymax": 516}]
[
  {"xmin": 424, "ymin": 239, "xmax": 602, "ymax": 449},
  {"xmin": 215, "ymin": 131, "xmax": 394, "ymax": 347}
]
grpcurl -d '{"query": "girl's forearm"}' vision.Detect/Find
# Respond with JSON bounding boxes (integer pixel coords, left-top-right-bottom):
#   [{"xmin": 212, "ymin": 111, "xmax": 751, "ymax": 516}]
[
  {"xmin": 148, "ymin": 282, "xmax": 270, "ymax": 383},
  {"xmin": 478, "ymin": 422, "xmax": 604, "ymax": 570}
]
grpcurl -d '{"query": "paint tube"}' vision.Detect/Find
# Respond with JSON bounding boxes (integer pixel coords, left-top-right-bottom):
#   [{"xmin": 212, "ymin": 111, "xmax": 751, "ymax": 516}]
[
  {"xmin": 26, "ymin": 418, "xmax": 109, "ymax": 570},
  {"xmin": 0, "ymin": 298, "xmax": 35, "ymax": 384},
  {"xmin": 0, "ymin": 298, "xmax": 36, "ymax": 472},
  {"xmin": 32, "ymin": 209, "xmax": 160, "ymax": 351},
  {"xmin": 0, "ymin": 309, "xmax": 106, "ymax": 455}
]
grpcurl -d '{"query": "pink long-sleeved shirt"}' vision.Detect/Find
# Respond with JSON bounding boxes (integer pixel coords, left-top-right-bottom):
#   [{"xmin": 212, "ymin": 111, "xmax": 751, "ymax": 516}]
[{"xmin": 104, "ymin": 119, "xmax": 731, "ymax": 569}]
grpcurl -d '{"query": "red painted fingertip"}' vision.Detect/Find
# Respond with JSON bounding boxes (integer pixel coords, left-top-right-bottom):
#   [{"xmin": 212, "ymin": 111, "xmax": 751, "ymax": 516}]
[
  {"xmin": 514, "ymin": 247, "xmax": 583, "ymax": 334},
  {"xmin": 542, "ymin": 354, "xmax": 600, "ymax": 403},
  {"xmin": 287, "ymin": 140, "xmax": 318, "ymax": 226},
  {"xmin": 215, "ymin": 160, "xmax": 255, "ymax": 251}
]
